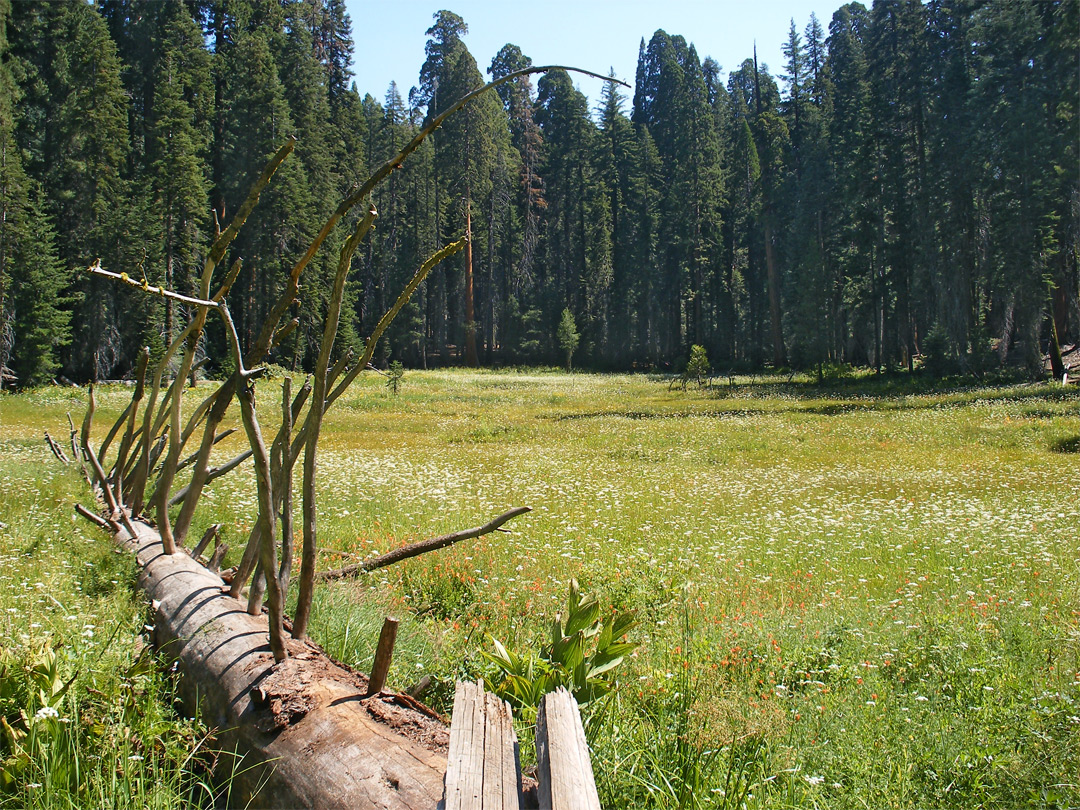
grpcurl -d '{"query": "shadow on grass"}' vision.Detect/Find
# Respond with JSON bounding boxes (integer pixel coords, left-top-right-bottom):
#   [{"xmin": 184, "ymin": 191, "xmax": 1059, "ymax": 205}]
[{"xmin": 546, "ymin": 372, "xmax": 1080, "ymax": 421}]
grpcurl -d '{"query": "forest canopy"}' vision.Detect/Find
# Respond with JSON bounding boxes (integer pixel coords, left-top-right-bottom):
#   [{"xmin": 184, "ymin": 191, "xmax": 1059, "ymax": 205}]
[{"xmin": 0, "ymin": 0, "xmax": 1075, "ymax": 386}]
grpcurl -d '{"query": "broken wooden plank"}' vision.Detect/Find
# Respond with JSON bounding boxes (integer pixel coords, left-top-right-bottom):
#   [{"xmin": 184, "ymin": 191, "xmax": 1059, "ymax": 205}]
[
  {"xmin": 482, "ymin": 690, "xmax": 520, "ymax": 810},
  {"xmin": 536, "ymin": 688, "xmax": 600, "ymax": 810},
  {"xmin": 366, "ymin": 616, "xmax": 400, "ymax": 696},
  {"xmin": 444, "ymin": 679, "xmax": 521, "ymax": 810}
]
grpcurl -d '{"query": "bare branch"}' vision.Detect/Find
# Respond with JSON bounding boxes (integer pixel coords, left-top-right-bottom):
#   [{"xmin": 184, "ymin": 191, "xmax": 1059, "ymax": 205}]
[
  {"xmin": 168, "ymin": 448, "xmax": 252, "ymax": 506},
  {"xmin": 277, "ymin": 376, "xmax": 295, "ymax": 592},
  {"xmin": 316, "ymin": 507, "xmax": 531, "ymax": 582},
  {"xmin": 176, "ymin": 428, "xmax": 236, "ymax": 474},
  {"xmin": 44, "ymin": 431, "xmax": 70, "ymax": 464},
  {"xmin": 292, "ymin": 204, "xmax": 378, "ymax": 639},
  {"xmin": 272, "ymin": 318, "xmax": 299, "ymax": 350},
  {"xmin": 191, "ymin": 523, "xmax": 221, "ymax": 560},
  {"xmin": 74, "ymin": 503, "xmax": 110, "ymax": 530},
  {"xmin": 234, "ymin": 377, "xmax": 287, "ymax": 662},
  {"xmin": 327, "ymin": 238, "xmax": 467, "ymax": 408},
  {"xmin": 80, "ymin": 385, "xmax": 96, "ymax": 483},
  {"xmin": 86, "ymin": 261, "xmax": 221, "ymax": 309},
  {"xmin": 219, "ymin": 304, "xmax": 265, "ymax": 381},
  {"xmin": 113, "ymin": 348, "xmax": 149, "ymax": 501}
]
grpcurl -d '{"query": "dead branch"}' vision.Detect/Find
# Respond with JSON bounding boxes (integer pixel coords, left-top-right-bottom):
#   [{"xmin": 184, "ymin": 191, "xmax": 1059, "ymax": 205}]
[
  {"xmin": 277, "ymin": 376, "xmax": 295, "ymax": 591},
  {"xmin": 178, "ymin": 384, "xmax": 222, "ymax": 449},
  {"xmin": 326, "ymin": 350, "xmax": 353, "ymax": 392},
  {"xmin": 44, "ymin": 431, "xmax": 70, "ymax": 464},
  {"xmin": 177, "ymin": 428, "xmax": 236, "ymax": 473},
  {"xmin": 165, "ymin": 447, "xmax": 250, "ymax": 507},
  {"xmin": 316, "ymin": 507, "xmax": 531, "ymax": 582},
  {"xmin": 112, "ymin": 347, "xmax": 149, "ymax": 497},
  {"xmin": 219, "ymin": 304, "xmax": 264, "ymax": 381},
  {"xmin": 191, "ymin": 523, "xmax": 221, "ymax": 560},
  {"xmin": 82, "ymin": 440, "xmax": 119, "ymax": 517},
  {"xmin": 74, "ymin": 502, "xmax": 109, "ymax": 530},
  {"xmin": 97, "ymin": 399, "xmax": 132, "ymax": 468},
  {"xmin": 206, "ymin": 540, "xmax": 229, "ymax": 572},
  {"xmin": 228, "ymin": 377, "xmax": 310, "ymax": 600},
  {"xmin": 293, "ymin": 204, "xmax": 378, "ymax": 639},
  {"xmin": 272, "ymin": 317, "xmax": 298, "ymax": 350},
  {"xmin": 230, "ymin": 523, "xmax": 262, "ymax": 600},
  {"xmin": 66, "ymin": 413, "xmax": 81, "ymax": 465},
  {"xmin": 80, "ymin": 386, "xmax": 96, "ymax": 483},
  {"xmin": 234, "ymin": 376, "xmax": 286, "ymax": 662},
  {"xmin": 86, "ymin": 262, "xmax": 220, "ymax": 309}
]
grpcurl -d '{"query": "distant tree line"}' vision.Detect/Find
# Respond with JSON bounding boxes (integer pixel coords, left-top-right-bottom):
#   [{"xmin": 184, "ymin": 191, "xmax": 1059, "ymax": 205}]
[{"xmin": 0, "ymin": 0, "xmax": 1075, "ymax": 386}]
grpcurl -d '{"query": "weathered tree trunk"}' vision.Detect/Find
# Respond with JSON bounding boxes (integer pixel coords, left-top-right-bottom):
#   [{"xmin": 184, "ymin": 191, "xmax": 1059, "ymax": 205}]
[{"xmin": 119, "ymin": 520, "xmax": 448, "ymax": 809}]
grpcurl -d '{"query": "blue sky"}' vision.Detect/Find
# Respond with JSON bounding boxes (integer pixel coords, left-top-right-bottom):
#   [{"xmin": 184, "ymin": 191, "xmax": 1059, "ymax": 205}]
[{"xmin": 344, "ymin": 0, "xmax": 844, "ymax": 112}]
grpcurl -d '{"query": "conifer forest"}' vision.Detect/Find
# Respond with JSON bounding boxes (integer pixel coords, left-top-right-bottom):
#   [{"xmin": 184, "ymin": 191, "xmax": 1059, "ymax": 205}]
[{"xmin": 0, "ymin": 0, "xmax": 1076, "ymax": 387}]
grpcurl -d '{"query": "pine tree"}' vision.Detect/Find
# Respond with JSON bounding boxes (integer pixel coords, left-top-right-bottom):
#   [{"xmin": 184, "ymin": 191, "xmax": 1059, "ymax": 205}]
[
  {"xmin": 827, "ymin": 2, "xmax": 876, "ymax": 368},
  {"xmin": 8, "ymin": 190, "xmax": 72, "ymax": 387},
  {"xmin": 536, "ymin": 69, "xmax": 598, "ymax": 356},
  {"xmin": 146, "ymin": 1, "xmax": 212, "ymax": 344},
  {"xmin": 868, "ymin": 0, "xmax": 930, "ymax": 372},
  {"xmin": 489, "ymin": 44, "xmax": 543, "ymax": 302},
  {"xmin": 11, "ymin": 0, "xmax": 135, "ymax": 379},
  {"xmin": 970, "ymin": 1, "xmax": 1062, "ymax": 374},
  {"xmin": 419, "ymin": 13, "xmax": 503, "ymax": 366},
  {"xmin": 0, "ymin": 0, "xmax": 72, "ymax": 387},
  {"xmin": 220, "ymin": 29, "xmax": 312, "ymax": 359}
]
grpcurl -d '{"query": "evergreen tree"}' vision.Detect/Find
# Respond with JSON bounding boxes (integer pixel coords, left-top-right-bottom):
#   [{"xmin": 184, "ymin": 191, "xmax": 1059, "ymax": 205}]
[
  {"xmin": 146, "ymin": 0, "xmax": 212, "ymax": 344},
  {"xmin": 970, "ymin": 0, "xmax": 1062, "ymax": 374},
  {"xmin": 11, "ymin": 0, "xmax": 135, "ymax": 379},
  {"xmin": 489, "ymin": 44, "xmax": 543, "ymax": 304},
  {"xmin": 536, "ymin": 69, "xmax": 602, "ymax": 358},
  {"xmin": 0, "ymin": 0, "xmax": 72, "ymax": 387},
  {"xmin": 418, "ymin": 12, "xmax": 504, "ymax": 365},
  {"xmin": 220, "ymin": 29, "xmax": 312, "ymax": 359},
  {"xmin": 827, "ymin": 2, "xmax": 876, "ymax": 367},
  {"xmin": 8, "ymin": 190, "xmax": 72, "ymax": 387},
  {"xmin": 868, "ymin": 0, "xmax": 930, "ymax": 372}
]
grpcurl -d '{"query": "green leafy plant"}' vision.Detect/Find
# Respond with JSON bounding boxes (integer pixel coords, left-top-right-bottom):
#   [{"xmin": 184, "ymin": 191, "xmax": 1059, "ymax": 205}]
[
  {"xmin": 0, "ymin": 638, "xmax": 78, "ymax": 789},
  {"xmin": 483, "ymin": 579, "xmax": 636, "ymax": 722}
]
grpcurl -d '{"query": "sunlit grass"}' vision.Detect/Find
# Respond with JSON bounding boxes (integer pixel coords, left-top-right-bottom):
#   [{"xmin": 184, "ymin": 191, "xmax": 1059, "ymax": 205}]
[
  {"xmin": 0, "ymin": 433, "xmax": 236, "ymax": 808},
  {"xmin": 5, "ymin": 369, "xmax": 1079, "ymax": 808}
]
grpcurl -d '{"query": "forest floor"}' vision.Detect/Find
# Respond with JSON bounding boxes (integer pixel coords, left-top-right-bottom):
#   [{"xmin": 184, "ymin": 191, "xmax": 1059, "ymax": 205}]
[{"xmin": 2, "ymin": 368, "xmax": 1078, "ymax": 809}]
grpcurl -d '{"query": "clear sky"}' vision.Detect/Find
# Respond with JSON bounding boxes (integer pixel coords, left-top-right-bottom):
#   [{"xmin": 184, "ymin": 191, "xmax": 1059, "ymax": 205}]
[{"xmin": 345, "ymin": 0, "xmax": 844, "ymax": 112}]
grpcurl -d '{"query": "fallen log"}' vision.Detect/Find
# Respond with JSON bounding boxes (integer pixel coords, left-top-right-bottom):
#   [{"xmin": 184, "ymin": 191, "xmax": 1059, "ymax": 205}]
[{"xmin": 116, "ymin": 519, "xmax": 449, "ymax": 809}]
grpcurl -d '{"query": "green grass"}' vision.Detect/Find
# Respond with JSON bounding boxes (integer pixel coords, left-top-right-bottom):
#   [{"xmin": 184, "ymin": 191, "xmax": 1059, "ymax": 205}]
[
  {"xmin": 0, "ymin": 427, "xmax": 249, "ymax": 808},
  {"xmin": 3, "ymin": 369, "xmax": 1079, "ymax": 808}
]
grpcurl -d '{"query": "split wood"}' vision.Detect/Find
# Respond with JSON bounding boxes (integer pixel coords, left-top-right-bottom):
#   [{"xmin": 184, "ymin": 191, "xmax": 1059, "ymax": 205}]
[{"xmin": 366, "ymin": 616, "xmax": 399, "ymax": 697}]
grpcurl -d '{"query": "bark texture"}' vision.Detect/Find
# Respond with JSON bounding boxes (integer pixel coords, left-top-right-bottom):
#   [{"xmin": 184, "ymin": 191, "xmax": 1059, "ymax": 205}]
[{"xmin": 118, "ymin": 521, "xmax": 448, "ymax": 809}]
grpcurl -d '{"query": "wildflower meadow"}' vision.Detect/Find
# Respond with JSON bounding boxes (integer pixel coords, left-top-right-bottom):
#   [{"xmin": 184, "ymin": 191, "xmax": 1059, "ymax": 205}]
[{"xmin": 1, "ymin": 369, "xmax": 1077, "ymax": 808}]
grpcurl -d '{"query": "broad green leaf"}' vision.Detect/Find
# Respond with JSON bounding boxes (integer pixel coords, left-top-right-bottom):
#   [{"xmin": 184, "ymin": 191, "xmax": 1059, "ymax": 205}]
[
  {"xmin": 587, "ymin": 653, "xmax": 625, "ymax": 679},
  {"xmin": 610, "ymin": 610, "xmax": 637, "ymax": 640},
  {"xmin": 553, "ymin": 629, "xmax": 585, "ymax": 671},
  {"xmin": 565, "ymin": 596, "xmax": 600, "ymax": 636},
  {"xmin": 598, "ymin": 616, "xmax": 613, "ymax": 650}
]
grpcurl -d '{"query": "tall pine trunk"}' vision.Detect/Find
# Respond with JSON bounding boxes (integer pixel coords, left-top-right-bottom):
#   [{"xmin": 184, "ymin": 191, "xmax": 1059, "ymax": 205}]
[{"xmin": 463, "ymin": 198, "xmax": 477, "ymax": 366}]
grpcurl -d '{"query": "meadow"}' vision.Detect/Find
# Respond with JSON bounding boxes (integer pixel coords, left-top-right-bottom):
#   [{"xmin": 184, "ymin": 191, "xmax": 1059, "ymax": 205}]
[{"xmin": 1, "ymin": 369, "xmax": 1078, "ymax": 808}]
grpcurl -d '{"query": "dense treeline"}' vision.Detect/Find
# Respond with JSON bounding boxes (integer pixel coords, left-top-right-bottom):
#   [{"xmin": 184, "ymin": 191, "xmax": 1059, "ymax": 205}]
[{"xmin": 0, "ymin": 0, "xmax": 1075, "ymax": 386}]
